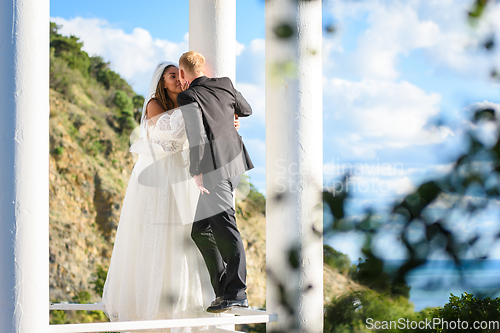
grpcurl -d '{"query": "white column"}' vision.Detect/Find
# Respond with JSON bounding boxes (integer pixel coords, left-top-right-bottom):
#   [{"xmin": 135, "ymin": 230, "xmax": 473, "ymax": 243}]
[
  {"xmin": 189, "ymin": 0, "xmax": 236, "ymax": 82},
  {"xmin": 0, "ymin": 0, "xmax": 50, "ymax": 332},
  {"xmin": 189, "ymin": 1, "xmax": 237, "ymax": 330},
  {"xmin": 266, "ymin": 0, "xmax": 323, "ymax": 332}
]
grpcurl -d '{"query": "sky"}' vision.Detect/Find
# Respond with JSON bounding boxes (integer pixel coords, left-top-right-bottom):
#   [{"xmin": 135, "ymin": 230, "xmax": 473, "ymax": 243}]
[{"xmin": 50, "ymin": 0, "xmax": 500, "ymax": 261}]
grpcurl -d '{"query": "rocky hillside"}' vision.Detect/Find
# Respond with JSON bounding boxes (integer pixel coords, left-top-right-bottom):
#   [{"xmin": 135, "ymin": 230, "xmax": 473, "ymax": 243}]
[
  {"xmin": 49, "ymin": 87, "xmax": 133, "ymax": 302},
  {"xmin": 48, "ymin": 24, "xmax": 362, "ymax": 321},
  {"xmin": 48, "ymin": 22, "xmax": 274, "ymax": 308}
]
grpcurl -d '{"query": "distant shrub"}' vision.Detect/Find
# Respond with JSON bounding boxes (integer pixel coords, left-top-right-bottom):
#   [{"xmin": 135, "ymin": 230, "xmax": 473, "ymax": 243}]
[
  {"xmin": 324, "ymin": 244, "xmax": 352, "ymax": 274},
  {"xmin": 87, "ymin": 141, "xmax": 106, "ymax": 156},
  {"xmin": 50, "ymin": 22, "xmax": 135, "ymax": 100},
  {"xmin": 133, "ymin": 94, "xmax": 146, "ymax": 122},
  {"xmin": 113, "ymin": 91, "xmax": 134, "ymax": 114},
  {"xmin": 54, "ymin": 146, "xmax": 64, "ymax": 156},
  {"xmin": 246, "ymin": 183, "xmax": 266, "ymax": 215},
  {"xmin": 72, "ymin": 290, "xmax": 92, "ymax": 304},
  {"xmin": 50, "ymin": 51, "xmax": 86, "ymax": 95},
  {"xmin": 50, "ymin": 309, "xmax": 68, "ymax": 324},
  {"xmin": 90, "ymin": 265, "xmax": 108, "ymax": 296},
  {"xmin": 113, "ymin": 90, "xmax": 137, "ymax": 132},
  {"xmin": 89, "ymin": 56, "xmax": 133, "ymax": 94},
  {"xmin": 350, "ymin": 257, "xmax": 411, "ymax": 298},
  {"xmin": 69, "ymin": 290, "xmax": 108, "ymax": 323},
  {"xmin": 118, "ymin": 116, "xmax": 137, "ymax": 132},
  {"xmin": 431, "ymin": 293, "xmax": 500, "ymax": 332},
  {"xmin": 50, "ymin": 23, "xmax": 90, "ymax": 79},
  {"xmin": 324, "ymin": 289, "xmax": 433, "ymax": 333},
  {"xmin": 132, "ymin": 94, "xmax": 145, "ymax": 110}
]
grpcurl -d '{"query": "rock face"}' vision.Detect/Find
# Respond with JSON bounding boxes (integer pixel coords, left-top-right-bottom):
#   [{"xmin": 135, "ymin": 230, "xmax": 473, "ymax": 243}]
[
  {"xmin": 48, "ymin": 88, "xmax": 355, "ymax": 311},
  {"xmin": 236, "ymin": 201, "xmax": 266, "ymax": 307},
  {"xmin": 49, "ymin": 89, "xmax": 133, "ymax": 302},
  {"xmin": 48, "ymin": 89, "xmax": 270, "ymax": 307}
]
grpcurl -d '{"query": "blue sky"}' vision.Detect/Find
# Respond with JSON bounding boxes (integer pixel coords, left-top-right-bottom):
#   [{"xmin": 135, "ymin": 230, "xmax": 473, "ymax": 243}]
[{"xmin": 50, "ymin": 0, "xmax": 500, "ymax": 261}]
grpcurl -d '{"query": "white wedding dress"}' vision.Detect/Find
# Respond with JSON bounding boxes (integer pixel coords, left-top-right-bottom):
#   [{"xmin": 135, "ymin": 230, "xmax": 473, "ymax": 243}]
[{"xmin": 101, "ymin": 109, "xmax": 212, "ymax": 330}]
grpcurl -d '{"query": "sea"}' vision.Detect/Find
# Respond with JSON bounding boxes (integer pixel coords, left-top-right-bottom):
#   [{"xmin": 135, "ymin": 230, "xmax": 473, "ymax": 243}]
[{"xmin": 383, "ymin": 260, "xmax": 500, "ymax": 311}]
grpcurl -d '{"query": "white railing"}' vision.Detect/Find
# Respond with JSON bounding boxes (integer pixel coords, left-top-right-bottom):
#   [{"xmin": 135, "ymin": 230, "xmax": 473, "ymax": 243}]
[{"xmin": 49, "ymin": 303, "xmax": 277, "ymax": 333}]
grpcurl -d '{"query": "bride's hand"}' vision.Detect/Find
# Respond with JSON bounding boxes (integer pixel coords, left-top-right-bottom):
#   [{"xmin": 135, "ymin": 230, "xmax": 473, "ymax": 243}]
[{"xmin": 181, "ymin": 81, "xmax": 190, "ymax": 91}]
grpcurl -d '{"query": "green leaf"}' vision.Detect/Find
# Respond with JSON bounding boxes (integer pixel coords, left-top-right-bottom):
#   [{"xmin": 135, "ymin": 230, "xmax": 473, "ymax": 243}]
[{"xmin": 274, "ymin": 23, "xmax": 295, "ymax": 39}]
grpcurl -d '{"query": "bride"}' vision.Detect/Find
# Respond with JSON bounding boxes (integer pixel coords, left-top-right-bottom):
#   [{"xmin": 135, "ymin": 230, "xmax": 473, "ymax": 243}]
[{"xmin": 101, "ymin": 61, "xmax": 237, "ymax": 326}]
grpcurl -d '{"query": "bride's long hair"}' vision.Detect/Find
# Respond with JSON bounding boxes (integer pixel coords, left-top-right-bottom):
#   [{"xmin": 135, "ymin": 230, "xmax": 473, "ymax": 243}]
[
  {"xmin": 139, "ymin": 61, "xmax": 177, "ymax": 139},
  {"xmin": 151, "ymin": 64, "xmax": 176, "ymax": 113}
]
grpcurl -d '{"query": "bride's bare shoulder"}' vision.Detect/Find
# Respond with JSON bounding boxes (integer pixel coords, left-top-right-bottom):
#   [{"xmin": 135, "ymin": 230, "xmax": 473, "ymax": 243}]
[{"xmin": 146, "ymin": 99, "xmax": 165, "ymax": 119}]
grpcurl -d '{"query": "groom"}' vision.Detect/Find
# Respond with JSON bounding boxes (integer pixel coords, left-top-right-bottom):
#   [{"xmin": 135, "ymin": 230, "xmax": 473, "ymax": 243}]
[{"xmin": 177, "ymin": 51, "xmax": 254, "ymax": 312}]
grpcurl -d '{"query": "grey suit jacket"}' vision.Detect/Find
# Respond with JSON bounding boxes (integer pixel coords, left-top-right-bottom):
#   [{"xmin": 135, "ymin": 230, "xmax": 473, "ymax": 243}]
[{"xmin": 177, "ymin": 76, "xmax": 254, "ymax": 189}]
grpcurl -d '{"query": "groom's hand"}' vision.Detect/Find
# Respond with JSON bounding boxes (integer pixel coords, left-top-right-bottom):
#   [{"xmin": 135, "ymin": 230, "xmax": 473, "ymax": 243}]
[{"xmin": 194, "ymin": 173, "xmax": 210, "ymax": 194}]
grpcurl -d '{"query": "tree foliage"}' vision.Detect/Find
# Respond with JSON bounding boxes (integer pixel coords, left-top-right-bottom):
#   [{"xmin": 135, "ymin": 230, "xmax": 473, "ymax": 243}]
[
  {"xmin": 431, "ymin": 293, "xmax": 500, "ymax": 332},
  {"xmin": 50, "ymin": 22, "xmax": 142, "ymax": 109},
  {"xmin": 113, "ymin": 91, "xmax": 134, "ymax": 115},
  {"xmin": 323, "ymin": 244, "xmax": 353, "ymax": 275},
  {"xmin": 50, "ymin": 22, "xmax": 90, "ymax": 78},
  {"xmin": 324, "ymin": 289, "xmax": 433, "ymax": 333}
]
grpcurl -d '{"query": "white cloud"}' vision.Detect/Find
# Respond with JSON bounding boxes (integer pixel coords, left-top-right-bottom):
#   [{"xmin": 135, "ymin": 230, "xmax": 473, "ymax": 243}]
[
  {"xmin": 52, "ymin": 16, "xmax": 268, "ymax": 100},
  {"xmin": 355, "ymin": 4, "xmax": 440, "ymax": 79},
  {"xmin": 324, "ymin": 78, "xmax": 445, "ymax": 154},
  {"xmin": 325, "ymin": 0, "xmax": 500, "ymax": 80},
  {"xmin": 235, "ymin": 82, "xmax": 265, "ymax": 124},
  {"xmin": 235, "ymin": 40, "xmax": 245, "ymax": 56},
  {"xmin": 236, "ymin": 38, "xmax": 265, "ymax": 84},
  {"xmin": 51, "ymin": 17, "xmax": 188, "ymax": 96},
  {"xmin": 325, "ymin": 0, "xmax": 441, "ymax": 79}
]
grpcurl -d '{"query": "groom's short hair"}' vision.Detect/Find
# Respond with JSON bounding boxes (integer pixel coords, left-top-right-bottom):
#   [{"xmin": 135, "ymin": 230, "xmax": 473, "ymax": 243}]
[{"xmin": 179, "ymin": 51, "xmax": 205, "ymax": 74}]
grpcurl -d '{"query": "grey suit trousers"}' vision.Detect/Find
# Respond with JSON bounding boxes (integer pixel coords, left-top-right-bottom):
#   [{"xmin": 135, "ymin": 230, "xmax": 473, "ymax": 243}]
[{"xmin": 191, "ymin": 174, "xmax": 247, "ymax": 300}]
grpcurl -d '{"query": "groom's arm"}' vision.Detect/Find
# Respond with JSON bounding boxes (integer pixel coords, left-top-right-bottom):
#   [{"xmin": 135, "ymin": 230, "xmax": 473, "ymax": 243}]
[
  {"xmin": 235, "ymin": 90, "xmax": 252, "ymax": 118},
  {"xmin": 226, "ymin": 78, "xmax": 252, "ymax": 117},
  {"xmin": 177, "ymin": 92, "xmax": 207, "ymax": 177}
]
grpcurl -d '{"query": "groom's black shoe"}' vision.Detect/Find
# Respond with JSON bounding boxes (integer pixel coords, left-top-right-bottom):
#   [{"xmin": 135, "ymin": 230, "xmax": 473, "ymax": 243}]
[
  {"xmin": 206, "ymin": 298, "xmax": 249, "ymax": 313},
  {"xmin": 209, "ymin": 296, "xmax": 224, "ymax": 308}
]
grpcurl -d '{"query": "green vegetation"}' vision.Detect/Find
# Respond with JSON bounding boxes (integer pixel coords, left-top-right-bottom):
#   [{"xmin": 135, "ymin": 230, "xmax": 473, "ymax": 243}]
[
  {"xmin": 431, "ymin": 293, "xmax": 500, "ymax": 332},
  {"xmin": 238, "ymin": 174, "xmax": 266, "ymax": 215},
  {"xmin": 350, "ymin": 257, "xmax": 411, "ymax": 299},
  {"xmin": 50, "ymin": 22, "xmax": 143, "ymax": 135},
  {"xmin": 50, "ymin": 265, "xmax": 110, "ymax": 324},
  {"xmin": 54, "ymin": 146, "xmax": 64, "ymax": 156},
  {"xmin": 325, "ymin": 289, "xmax": 433, "ymax": 333},
  {"xmin": 49, "ymin": 14, "xmax": 500, "ymax": 331},
  {"xmin": 324, "ymin": 244, "xmax": 355, "ymax": 275},
  {"xmin": 246, "ymin": 182, "xmax": 266, "ymax": 215},
  {"xmin": 323, "ymin": 248, "xmax": 424, "ymax": 332},
  {"xmin": 323, "ymin": 248, "xmax": 500, "ymax": 332},
  {"xmin": 49, "ymin": 23, "xmax": 144, "ymax": 324},
  {"xmin": 48, "ymin": 27, "xmax": 267, "ymax": 324},
  {"xmin": 50, "ymin": 290, "xmax": 108, "ymax": 324},
  {"xmin": 113, "ymin": 90, "xmax": 137, "ymax": 132},
  {"xmin": 50, "ymin": 23, "xmax": 90, "ymax": 79},
  {"xmin": 320, "ymin": 106, "xmax": 500, "ymax": 330},
  {"xmin": 90, "ymin": 265, "xmax": 108, "ymax": 296}
]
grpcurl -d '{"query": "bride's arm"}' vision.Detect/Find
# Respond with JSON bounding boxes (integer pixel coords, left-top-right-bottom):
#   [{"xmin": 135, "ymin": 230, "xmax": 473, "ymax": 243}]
[
  {"xmin": 146, "ymin": 100, "xmax": 165, "ymax": 120},
  {"xmin": 145, "ymin": 99, "xmax": 168, "ymax": 128}
]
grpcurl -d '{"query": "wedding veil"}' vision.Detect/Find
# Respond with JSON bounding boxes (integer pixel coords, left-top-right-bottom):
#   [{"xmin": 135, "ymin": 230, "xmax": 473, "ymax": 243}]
[{"xmin": 139, "ymin": 61, "xmax": 178, "ymax": 139}]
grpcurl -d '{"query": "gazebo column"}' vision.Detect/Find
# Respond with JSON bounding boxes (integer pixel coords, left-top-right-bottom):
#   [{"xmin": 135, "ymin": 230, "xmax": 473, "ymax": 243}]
[
  {"xmin": 189, "ymin": 0, "xmax": 236, "ymax": 82},
  {"xmin": 0, "ymin": 0, "xmax": 50, "ymax": 332},
  {"xmin": 266, "ymin": 0, "xmax": 323, "ymax": 332},
  {"xmin": 189, "ymin": 1, "xmax": 237, "ymax": 331}
]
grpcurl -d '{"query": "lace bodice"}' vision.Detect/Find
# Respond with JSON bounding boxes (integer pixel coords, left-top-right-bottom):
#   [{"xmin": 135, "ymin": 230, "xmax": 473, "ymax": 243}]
[{"xmin": 131, "ymin": 109, "xmax": 188, "ymax": 155}]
